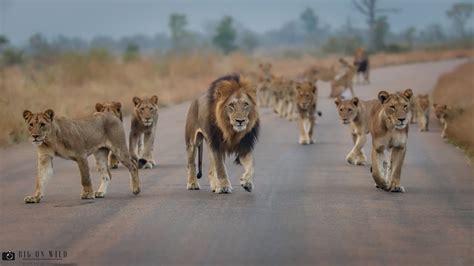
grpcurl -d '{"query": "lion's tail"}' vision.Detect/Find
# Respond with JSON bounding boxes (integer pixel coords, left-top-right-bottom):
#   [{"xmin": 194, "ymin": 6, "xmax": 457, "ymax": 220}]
[{"xmin": 197, "ymin": 142, "xmax": 203, "ymax": 179}]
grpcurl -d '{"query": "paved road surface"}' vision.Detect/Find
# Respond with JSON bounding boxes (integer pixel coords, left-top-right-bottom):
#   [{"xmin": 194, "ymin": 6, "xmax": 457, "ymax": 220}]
[{"xmin": 0, "ymin": 59, "xmax": 472, "ymax": 265}]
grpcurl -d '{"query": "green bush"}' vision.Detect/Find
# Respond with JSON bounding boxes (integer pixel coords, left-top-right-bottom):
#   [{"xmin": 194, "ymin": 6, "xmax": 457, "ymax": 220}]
[{"xmin": 1, "ymin": 48, "xmax": 24, "ymax": 66}]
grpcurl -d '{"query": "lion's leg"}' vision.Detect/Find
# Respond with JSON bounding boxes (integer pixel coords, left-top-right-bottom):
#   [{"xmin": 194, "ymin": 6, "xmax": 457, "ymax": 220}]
[
  {"xmin": 210, "ymin": 150, "xmax": 232, "ymax": 194},
  {"xmin": 129, "ymin": 131, "xmax": 139, "ymax": 163},
  {"xmin": 425, "ymin": 112, "xmax": 430, "ymax": 131},
  {"xmin": 186, "ymin": 143, "xmax": 200, "ymax": 190},
  {"xmin": 298, "ymin": 117, "xmax": 306, "ymax": 145},
  {"xmin": 371, "ymin": 146, "xmax": 389, "ymax": 191},
  {"xmin": 76, "ymin": 157, "xmax": 95, "ymax": 199},
  {"xmin": 108, "ymin": 151, "xmax": 119, "ymax": 169},
  {"xmin": 347, "ymin": 134, "xmax": 367, "ymax": 165},
  {"xmin": 94, "ymin": 148, "xmax": 111, "ymax": 198},
  {"xmin": 351, "ymin": 132, "xmax": 357, "ymax": 144},
  {"xmin": 137, "ymin": 134, "xmax": 144, "ymax": 157},
  {"xmin": 308, "ymin": 118, "xmax": 315, "ymax": 144},
  {"xmin": 207, "ymin": 151, "xmax": 217, "ymax": 192},
  {"xmin": 141, "ymin": 129, "xmax": 156, "ymax": 169},
  {"xmin": 441, "ymin": 120, "xmax": 448, "ymax": 138},
  {"xmin": 112, "ymin": 147, "xmax": 141, "ymax": 195},
  {"xmin": 388, "ymin": 147, "xmax": 407, "ymax": 192},
  {"xmin": 239, "ymin": 153, "xmax": 254, "ymax": 192},
  {"xmin": 24, "ymin": 153, "xmax": 53, "ymax": 204}
]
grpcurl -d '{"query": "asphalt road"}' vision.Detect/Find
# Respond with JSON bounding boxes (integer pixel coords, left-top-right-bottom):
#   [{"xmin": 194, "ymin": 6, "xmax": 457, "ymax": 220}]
[{"xmin": 0, "ymin": 59, "xmax": 472, "ymax": 266}]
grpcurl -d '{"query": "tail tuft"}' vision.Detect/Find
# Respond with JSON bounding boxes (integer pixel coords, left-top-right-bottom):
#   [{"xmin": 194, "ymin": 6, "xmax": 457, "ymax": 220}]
[
  {"xmin": 317, "ymin": 111, "xmax": 322, "ymax": 117},
  {"xmin": 197, "ymin": 171, "xmax": 202, "ymax": 179}
]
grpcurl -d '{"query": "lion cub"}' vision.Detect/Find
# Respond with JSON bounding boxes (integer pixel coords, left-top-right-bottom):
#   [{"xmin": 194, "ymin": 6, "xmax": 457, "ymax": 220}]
[
  {"xmin": 433, "ymin": 103, "xmax": 464, "ymax": 138},
  {"xmin": 130, "ymin": 95, "xmax": 159, "ymax": 169},
  {"xmin": 369, "ymin": 89, "xmax": 413, "ymax": 193},
  {"xmin": 22, "ymin": 109, "xmax": 140, "ymax": 203},
  {"xmin": 95, "ymin": 101, "xmax": 123, "ymax": 168},
  {"xmin": 295, "ymin": 81, "xmax": 318, "ymax": 145},
  {"xmin": 335, "ymin": 97, "xmax": 378, "ymax": 165},
  {"xmin": 413, "ymin": 94, "xmax": 430, "ymax": 131}
]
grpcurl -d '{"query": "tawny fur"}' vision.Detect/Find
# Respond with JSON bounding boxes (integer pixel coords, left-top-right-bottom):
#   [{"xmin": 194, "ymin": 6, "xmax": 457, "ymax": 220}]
[
  {"xmin": 22, "ymin": 109, "xmax": 140, "ymax": 203},
  {"xmin": 433, "ymin": 103, "xmax": 464, "ymax": 139},
  {"xmin": 95, "ymin": 101, "xmax": 123, "ymax": 169},
  {"xmin": 296, "ymin": 81, "xmax": 318, "ymax": 145}
]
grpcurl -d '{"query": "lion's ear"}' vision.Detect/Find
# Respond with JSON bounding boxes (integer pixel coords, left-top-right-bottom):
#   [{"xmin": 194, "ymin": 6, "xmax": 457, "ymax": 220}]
[
  {"xmin": 403, "ymin": 88, "xmax": 413, "ymax": 100},
  {"xmin": 214, "ymin": 80, "xmax": 233, "ymax": 99},
  {"xmin": 151, "ymin": 95, "xmax": 159, "ymax": 105},
  {"xmin": 113, "ymin": 101, "xmax": 122, "ymax": 111},
  {"xmin": 133, "ymin": 97, "xmax": 142, "ymax": 106},
  {"xmin": 44, "ymin": 109, "xmax": 55, "ymax": 121},
  {"xmin": 95, "ymin": 103, "xmax": 104, "ymax": 112},
  {"xmin": 352, "ymin": 97, "xmax": 359, "ymax": 107},
  {"xmin": 23, "ymin": 110, "xmax": 33, "ymax": 122},
  {"xmin": 378, "ymin": 91, "xmax": 390, "ymax": 104},
  {"xmin": 312, "ymin": 84, "xmax": 317, "ymax": 94},
  {"xmin": 334, "ymin": 98, "xmax": 341, "ymax": 107}
]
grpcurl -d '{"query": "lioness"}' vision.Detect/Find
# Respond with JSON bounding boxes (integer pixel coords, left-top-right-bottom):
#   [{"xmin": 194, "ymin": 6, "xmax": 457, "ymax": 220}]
[
  {"xmin": 185, "ymin": 74, "xmax": 259, "ymax": 193},
  {"xmin": 95, "ymin": 101, "xmax": 123, "ymax": 168},
  {"xmin": 329, "ymin": 58, "xmax": 356, "ymax": 98},
  {"xmin": 256, "ymin": 63, "xmax": 273, "ymax": 107},
  {"xmin": 295, "ymin": 81, "xmax": 318, "ymax": 145},
  {"xmin": 335, "ymin": 97, "xmax": 378, "ymax": 165},
  {"xmin": 414, "ymin": 94, "xmax": 430, "ymax": 131},
  {"xmin": 130, "ymin": 95, "xmax": 159, "ymax": 169},
  {"xmin": 369, "ymin": 89, "xmax": 413, "ymax": 192},
  {"xmin": 22, "ymin": 109, "xmax": 140, "ymax": 203},
  {"xmin": 433, "ymin": 103, "xmax": 464, "ymax": 138}
]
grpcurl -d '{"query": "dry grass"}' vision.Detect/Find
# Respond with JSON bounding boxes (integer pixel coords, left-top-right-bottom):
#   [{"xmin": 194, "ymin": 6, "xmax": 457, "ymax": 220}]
[
  {"xmin": 1, "ymin": 48, "xmax": 473, "ymax": 146},
  {"xmin": 432, "ymin": 61, "xmax": 474, "ymax": 162}
]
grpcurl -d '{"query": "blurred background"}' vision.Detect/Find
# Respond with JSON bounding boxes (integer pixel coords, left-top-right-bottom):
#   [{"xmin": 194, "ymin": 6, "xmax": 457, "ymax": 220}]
[{"xmin": 0, "ymin": 0, "xmax": 473, "ymax": 147}]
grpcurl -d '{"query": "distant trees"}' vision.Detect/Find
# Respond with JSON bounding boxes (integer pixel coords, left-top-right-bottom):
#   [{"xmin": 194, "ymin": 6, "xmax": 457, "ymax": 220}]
[
  {"xmin": 446, "ymin": 2, "xmax": 473, "ymax": 43},
  {"xmin": 402, "ymin": 26, "xmax": 416, "ymax": 49},
  {"xmin": 213, "ymin": 16, "xmax": 237, "ymax": 54},
  {"xmin": 352, "ymin": 0, "xmax": 398, "ymax": 51},
  {"xmin": 169, "ymin": 13, "xmax": 190, "ymax": 50},
  {"xmin": 123, "ymin": 43, "xmax": 140, "ymax": 62},
  {"xmin": 373, "ymin": 16, "xmax": 389, "ymax": 50},
  {"xmin": 300, "ymin": 7, "xmax": 318, "ymax": 35}
]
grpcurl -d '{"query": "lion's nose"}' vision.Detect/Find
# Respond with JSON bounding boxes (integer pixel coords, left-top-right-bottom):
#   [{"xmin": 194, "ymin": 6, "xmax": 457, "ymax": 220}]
[
  {"xmin": 398, "ymin": 118, "xmax": 406, "ymax": 123},
  {"xmin": 236, "ymin": 119, "xmax": 246, "ymax": 125},
  {"xmin": 32, "ymin": 134, "xmax": 40, "ymax": 139}
]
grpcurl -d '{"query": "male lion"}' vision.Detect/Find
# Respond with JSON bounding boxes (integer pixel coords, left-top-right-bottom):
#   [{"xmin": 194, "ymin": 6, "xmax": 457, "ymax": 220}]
[
  {"xmin": 433, "ymin": 103, "xmax": 464, "ymax": 138},
  {"xmin": 295, "ymin": 81, "xmax": 318, "ymax": 145},
  {"xmin": 22, "ymin": 109, "xmax": 140, "ymax": 203},
  {"xmin": 95, "ymin": 101, "xmax": 123, "ymax": 168},
  {"xmin": 369, "ymin": 89, "xmax": 413, "ymax": 192},
  {"xmin": 335, "ymin": 97, "xmax": 378, "ymax": 165},
  {"xmin": 130, "ymin": 95, "xmax": 159, "ymax": 169},
  {"xmin": 185, "ymin": 74, "xmax": 259, "ymax": 193},
  {"xmin": 353, "ymin": 48, "xmax": 370, "ymax": 84}
]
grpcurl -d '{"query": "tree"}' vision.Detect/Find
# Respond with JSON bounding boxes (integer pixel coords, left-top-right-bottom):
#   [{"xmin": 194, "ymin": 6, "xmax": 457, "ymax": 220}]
[
  {"xmin": 240, "ymin": 31, "xmax": 258, "ymax": 52},
  {"xmin": 446, "ymin": 3, "xmax": 473, "ymax": 40},
  {"xmin": 352, "ymin": 0, "xmax": 398, "ymax": 51},
  {"xmin": 169, "ymin": 13, "xmax": 189, "ymax": 50},
  {"xmin": 403, "ymin": 26, "xmax": 416, "ymax": 49},
  {"xmin": 373, "ymin": 16, "xmax": 389, "ymax": 50},
  {"xmin": 123, "ymin": 43, "xmax": 140, "ymax": 62},
  {"xmin": 300, "ymin": 7, "xmax": 318, "ymax": 34},
  {"xmin": 213, "ymin": 16, "xmax": 237, "ymax": 54}
]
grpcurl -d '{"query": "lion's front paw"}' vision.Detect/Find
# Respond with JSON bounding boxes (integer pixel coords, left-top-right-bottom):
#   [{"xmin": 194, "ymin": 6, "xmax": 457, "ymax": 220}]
[
  {"xmin": 109, "ymin": 162, "xmax": 119, "ymax": 169},
  {"xmin": 391, "ymin": 186, "xmax": 405, "ymax": 193},
  {"xmin": 132, "ymin": 186, "xmax": 141, "ymax": 195},
  {"xmin": 187, "ymin": 181, "xmax": 200, "ymax": 190},
  {"xmin": 138, "ymin": 159, "xmax": 155, "ymax": 169},
  {"xmin": 214, "ymin": 185, "xmax": 232, "ymax": 194},
  {"xmin": 95, "ymin": 191, "xmax": 106, "ymax": 198},
  {"xmin": 24, "ymin": 195, "xmax": 42, "ymax": 204},
  {"xmin": 81, "ymin": 191, "xmax": 95, "ymax": 199},
  {"xmin": 241, "ymin": 181, "xmax": 253, "ymax": 192}
]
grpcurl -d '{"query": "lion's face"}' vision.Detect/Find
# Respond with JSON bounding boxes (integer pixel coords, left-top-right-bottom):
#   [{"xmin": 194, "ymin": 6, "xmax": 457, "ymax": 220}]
[
  {"xmin": 296, "ymin": 82, "xmax": 316, "ymax": 109},
  {"xmin": 335, "ymin": 97, "xmax": 359, "ymax": 124},
  {"xmin": 433, "ymin": 104, "xmax": 448, "ymax": 120},
  {"xmin": 416, "ymin": 95, "xmax": 430, "ymax": 112},
  {"xmin": 378, "ymin": 89, "xmax": 413, "ymax": 129},
  {"xmin": 23, "ymin": 109, "xmax": 55, "ymax": 145},
  {"xmin": 133, "ymin": 96, "xmax": 158, "ymax": 126},
  {"xmin": 95, "ymin": 101, "xmax": 122, "ymax": 121},
  {"xmin": 224, "ymin": 93, "xmax": 254, "ymax": 132}
]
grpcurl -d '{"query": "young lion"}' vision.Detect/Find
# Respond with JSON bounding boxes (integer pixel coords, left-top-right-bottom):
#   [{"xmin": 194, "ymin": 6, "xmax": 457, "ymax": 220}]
[
  {"xmin": 130, "ymin": 95, "xmax": 159, "ymax": 169},
  {"xmin": 329, "ymin": 58, "xmax": 356, "ymax": 98},
  {"xmin": 95, "ymin": 101, "xmax": 123, "ymax": 168},
  {"xmin": 414, "ymin": 94, "xmax": 430, "ymax": 131},
  {"xmin": 185, "ymin": 74, "xmax": 259, "ymax": 193},
  {"xmin": 335, "ymin": 97, "xmax": 378, "ymax": 165},
  {"xmin": 22, "ymin": 109, "xmax": 140, "ymax": 203},
  {"xmin": 433, "ymin": 103, "xmax": 464, "ymax": 138},
  {"xmin": 369, "ymin": 89, "xmax": 413, "ymax": 193},
  {"xmin": 295, "ymin": 81, "xmax": 318, "ymax": 145}
]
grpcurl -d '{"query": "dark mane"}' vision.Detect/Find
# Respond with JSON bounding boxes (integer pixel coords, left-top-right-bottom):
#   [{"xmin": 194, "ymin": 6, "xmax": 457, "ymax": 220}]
[{"xmin": 207, "ymin": 74, "xmax": 260, "ymax": 161}]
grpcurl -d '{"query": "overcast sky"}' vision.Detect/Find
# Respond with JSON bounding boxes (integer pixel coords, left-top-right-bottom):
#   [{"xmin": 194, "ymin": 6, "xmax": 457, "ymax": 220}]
[{"xmin": 0, "ymin": 0, "xmax": 469, "ymax": 44}]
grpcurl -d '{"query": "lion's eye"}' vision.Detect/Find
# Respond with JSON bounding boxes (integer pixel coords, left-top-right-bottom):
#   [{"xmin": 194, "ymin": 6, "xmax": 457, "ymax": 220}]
[
  {"xmin": 403, "ymin": 105, "xmax": 408, "ymax": 109},
  {"xmin": 243, "ymin": 102, "xmax": 249, "ymax": 109},
  {"xmin": 348, "ymin": 108, "xmax": 352, "ymax": 112},
  {"xmin": 339, "ymin": 108, "xmax": 343, "ymax": 112},
  {"xmin": 29, "ymin": 123, "xmax": 34, "ymax": 127},
  {"xmin": 140, "ymin": 107, "xmax": 145, "ymax": 111},
  {"xmin": 390, "ymin": 105, "xmax": 396, "ymax": 110},
  {"xmin": 40, "ymin": 123, "xmax": 45, "ymax": 128}
]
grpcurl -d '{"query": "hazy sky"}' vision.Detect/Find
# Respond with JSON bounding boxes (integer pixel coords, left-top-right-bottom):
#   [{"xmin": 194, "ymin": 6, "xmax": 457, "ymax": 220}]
[{"xmin": 1, "ymin": 0, "xmax": 469, "ymax": 44}]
